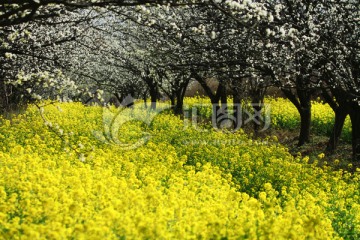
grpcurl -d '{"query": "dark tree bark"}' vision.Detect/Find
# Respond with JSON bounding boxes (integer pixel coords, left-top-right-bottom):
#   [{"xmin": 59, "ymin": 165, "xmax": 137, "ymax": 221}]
[
  {"xmin": 191, "ymin": 70, "xmax": 229, "ymax": 129},
  {"xmin": 159, "ymin": 73, "xmax": 190, "ymax": 115},
  {"xmin": 173, "ymin": 79, "xmax": 188, "ymax": 115},
  {"xmin": 114, "ymin": 93, "xmax": 134, "ymax": 108},
  {"xmin": 220, "ymin": 85, "xmax": 227, "ymax": 108},
  {"xmin": 143, "ymin": 91, "xmax": 148, "ymax": 108},
  {"xmin": 217, "ymin": 83, "xmax": 228, "ymax": 125},
  {"xmin": 1, "ymin": 80, "xmax": 9, "ymax": 113},
  {"xmin": 230, "ymin": 77, "xmax": 247, "ymax": 130},
  {"xmin": 298, "ymin": 106, "xmax": 311, "ymax": 146},
  {"xmin": 142, "ymin": 74, "xmax": 158, "ymax": 110},
  {"xmin": 191, "ymin": 70, "xmax": 223, "ymax": 104},
  {"xmin": 327, "ymin": 107, "xmax": 348, "ymax": 152},
  {"xmin": 149, "ymin": 87, "xmax": 157, "ymax": 110},
  {"xmin": 250, "ymin": 87, "xmax": 267, "ymax": 134},
  {"xmin": 282, "ymin": 87, "xmax": 312, "ymax": 146},
  {"xmin": 232, "ymin": 84, "xmax": 242, "ymax": 130},
  {"xmin": 114, "ymin": 92, "xmax": 123, "ymax": 103},
  {"xmin": 169, "ymin": 96, "xmax": 175, "ymax": 107},
  {"xmin": 174, "ymin": 90, "xmax": 184, "ymax": 115},
  {"xmin": 349, "ymin": 103, "xmax": 360, "ymax": 161},
  {"xmin": 322, "ymin": 88, "xmax": 350, "ymax": 152}
]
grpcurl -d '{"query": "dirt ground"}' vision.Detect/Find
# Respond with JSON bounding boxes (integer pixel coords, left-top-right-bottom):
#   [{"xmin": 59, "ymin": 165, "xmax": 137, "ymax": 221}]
[{"xmin": 246, "ymin": 127, "xmax": 358, "ymax": 172}]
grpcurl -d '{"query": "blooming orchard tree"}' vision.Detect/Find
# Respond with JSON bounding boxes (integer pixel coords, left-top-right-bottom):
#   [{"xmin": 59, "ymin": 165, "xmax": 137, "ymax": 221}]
[
  {"xmin": 132, "ymin": 2, "xmax": 269, "ymax": 115},
  {"xmin": 74, "ymin": 5, "xmax": 201, "ymax": 111},
  {"xmin": 0, "ymin": 0, "xmax": 196, "ymax": 27},
  {"xmin": 263, "ymin": 0, "xmax": 358, "ymax": 156},
  {"xmin": 207, "ymin": 0, "xmax": 359, "ymax": 156},
  {"xmin": 315, "ymin": 0, "xmax": 359, "ymax": 159},
  {"xmin": 0, "ymin": 0, "xmax": 202, "ymax": 110},
  {"xmin": 0, "ymin": 11, "xmax": 84, "ymax": 110}
]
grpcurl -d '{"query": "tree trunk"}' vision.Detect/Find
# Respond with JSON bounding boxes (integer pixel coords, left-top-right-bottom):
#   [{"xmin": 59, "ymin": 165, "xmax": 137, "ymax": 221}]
[
  {"xmin": 282, "ymin": 88, "xmax": 312, "ymax": 146},
  {"xmin": 321, "ymin": 88, "xmax": 348, "ymax": 153},
  {"xmin": 170, "ymin": 96, "xmax": 175, "ymax": 108},
  {"xmin": 174, "ymin": 85, "xmax": 187, "ymax": 115},
  {"xmin": 191, "ymin": 70, "xmax": 221, "ymax": 104},
  {"xmin": 218, "ymin": 84, "xmax": 228, "ymax": 125},
  {"xmin": 114, "ymin": 93, "xmax": 123, "ymax": 103},
  {"xmin": 143, "ymin": 91, "xmax": 148, "ymax": 108},
  {"xmin": 142, "ymin": 74, "xmax": 158, "ymax": 110},
  {"xmin": 326, "ymin": 107, "xmax": 348, "ymax": 153},
  {"xmin": 253, "ymin": 104, "xmax": 262, "ymax": 134},
  {"xmin": 298, "ymin": 106, "xmax": 311, "ymax": 146},
  {"xmin": 191, "ymin": 71, "xmax": 231, "ymax": 128},
  {"xmin": 174, "ymin": 91, "xmax": 182, "ymax": 115},
  {"xmin": 220, "ymin": 85, "xmax": 227, "ymax": 108},
  {"xmin": 350, "ymin": 104, "xmax": 360, "ymax": 161},
  {"xmin": 1, "ymin": 81, "xmax": 9, "ymax": 113},
  {"xmin": 232, "ymin": 86, "xmax": 242, "ymax": 130},
  {"xmin": 149, "ymin": 88, "xmax": 157, "ymax": 110},
  {"xmin": 251, "ymin": 88, "xmax": 266, "ymax": 135},
  {"xmin": 174, "ymin": 97, "xmax": 183, "ymax": 115}
]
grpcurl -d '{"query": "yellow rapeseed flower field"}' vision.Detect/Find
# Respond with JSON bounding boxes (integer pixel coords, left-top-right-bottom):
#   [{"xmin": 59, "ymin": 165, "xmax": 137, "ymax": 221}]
[
  {"xmin": 183, "ymin": 97, "xmax": 352, "ymax": 141},
  {"xmin": 0, "ymin": 100, "xmax": 358, "ymax": 239},
  {"xmin": 267, "ymin": 97, "xmax": 351, "ymax": 141}
]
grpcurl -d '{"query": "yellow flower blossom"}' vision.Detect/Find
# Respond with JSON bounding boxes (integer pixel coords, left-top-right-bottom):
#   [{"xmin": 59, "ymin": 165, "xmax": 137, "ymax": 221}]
[{"xmin": 0, "ymin": 100, "xmax": 357, "ymax": 239}]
